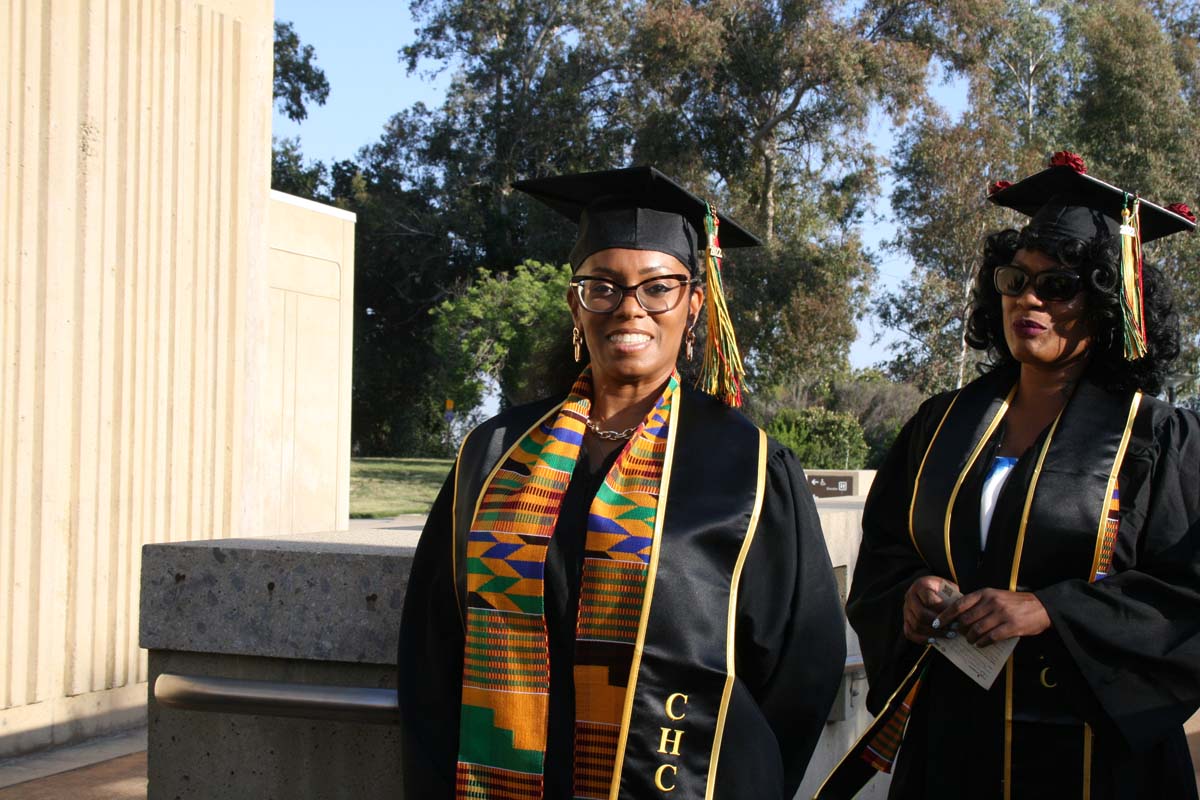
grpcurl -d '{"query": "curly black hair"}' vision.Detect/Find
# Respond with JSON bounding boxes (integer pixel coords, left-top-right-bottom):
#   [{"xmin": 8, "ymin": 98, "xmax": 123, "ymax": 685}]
[{"xmin": 964, "ymin": 227, "xmax": 1180, "ymax": 395}]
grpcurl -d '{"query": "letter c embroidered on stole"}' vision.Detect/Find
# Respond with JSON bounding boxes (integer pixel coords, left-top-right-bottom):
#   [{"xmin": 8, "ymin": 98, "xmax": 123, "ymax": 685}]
[
  {"xmin": 666, "ymin": 692, "xmax": 689, "ymax": 721},
  {"xmin": 655, "ymin": 764, "xmax": 678, "ymax": 792}
]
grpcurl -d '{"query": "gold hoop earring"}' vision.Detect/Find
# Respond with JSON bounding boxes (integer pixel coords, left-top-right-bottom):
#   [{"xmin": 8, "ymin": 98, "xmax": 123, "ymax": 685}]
[
  {"xmin": 572, "ymin": 327, "xmax": 582, "ymax": 363},
  {"xmin": 685, "ymin": 328, "xmax": 696, "ymax": 362}
]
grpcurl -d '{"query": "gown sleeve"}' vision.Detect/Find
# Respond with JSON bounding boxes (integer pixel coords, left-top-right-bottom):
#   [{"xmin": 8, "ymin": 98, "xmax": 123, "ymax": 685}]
[
  {"xmin": 1033, "ymin": 406, "xmax": 1200, "ymax": 750},
  {"xmin": 398, "ymin": 465, "xmax": 464, "ymax": 799},
  {"xmin": 845, "ymin": 402, "xmax": 943, "ymax": 713},
  {"xmin": 733, "ymin": 443, "xmax": 847, "ymax": 795}
]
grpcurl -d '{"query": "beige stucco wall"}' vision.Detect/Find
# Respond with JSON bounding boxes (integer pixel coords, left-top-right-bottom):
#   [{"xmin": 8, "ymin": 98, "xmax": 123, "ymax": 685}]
[
  {"xmin": 263, "ymin": 191, "xmax": 355, "ymax": 535},
  {"xmin": 0, "ymin": 0, "xmax": 275, "ymax": 755}
]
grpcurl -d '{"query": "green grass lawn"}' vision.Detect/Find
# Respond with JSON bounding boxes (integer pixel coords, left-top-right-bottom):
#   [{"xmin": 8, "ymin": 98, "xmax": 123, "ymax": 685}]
[{"xmin": 350, "ymin": 457, "xmax": 454, "ymax": 518}]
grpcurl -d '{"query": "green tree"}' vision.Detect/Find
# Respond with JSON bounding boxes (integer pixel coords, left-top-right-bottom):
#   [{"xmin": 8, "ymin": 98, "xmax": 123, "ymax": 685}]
[
  {"xmin": 402, "ymin": 0, "xmax": 632, "ymax": 268},
  {"xmin": 829, "ymin": 370, "xmax": 924, "ymax": 467},
  {"xmin": 271, "ymin": 21, "xmax": 331, "ymax": 200},
  {"xmin": 431, "ymin": 261, "xmax": 577, "ymax": 415},
  {"xmin": 1068, "ymin": 0, "xmax": 1200, "ymax": 382},
  {"xmin": 273, "ymin": 20, "xmax": 330, "ymax": 123},
  {"xmin": 765, "ymin": 407, "xmax": 869, "ymax": 469},
  {"xmin": 877, "ymin": 0, "xmax": 1200, "ymax": 393},
  {"xmin": 271, "ymin": 136, "xmax": 329, "ymax": 200},
  {"xmin": 630, "ymin": 0, "xmax": 985, "ymax": 242},
  {"xmin": 974, "ymin": 0, "xmax": 1082, "ymax": 150},
  {"xmin": 875, "ymin": 109, "xmax": 1024, "ymax": 392},
  {"xmin": 344, "ymin": 0, "xmax": 640, "ymax": 454},
  {"xmin": 625, "ymin": 0, "xmax": 997, "ymax": 393},
  {"xmin": 338, "ymin": 122, "xmax": 462, "ymax": 455}
]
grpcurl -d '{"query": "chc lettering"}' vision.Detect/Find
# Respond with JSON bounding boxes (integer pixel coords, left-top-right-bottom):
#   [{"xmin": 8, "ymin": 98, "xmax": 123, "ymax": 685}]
[{"xmin": 655, "ymin": 693, "xmax": 688, "ymax": 792}]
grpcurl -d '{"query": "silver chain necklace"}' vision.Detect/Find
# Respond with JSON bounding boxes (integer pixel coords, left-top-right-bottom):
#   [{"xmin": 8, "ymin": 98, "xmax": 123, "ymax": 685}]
[{"xmin": 585, "ymin": 417, "xmax": 638, "ymax": 441}]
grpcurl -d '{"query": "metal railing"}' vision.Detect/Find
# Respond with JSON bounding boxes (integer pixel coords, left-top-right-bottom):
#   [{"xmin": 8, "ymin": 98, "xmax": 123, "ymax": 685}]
[
  {"xmin": 154, "ymin": 655, "xmax": 866, "ymax": 726},
  {"xmin": 153, "ymin": 673, "xmax": 399, "ymax": 725}
]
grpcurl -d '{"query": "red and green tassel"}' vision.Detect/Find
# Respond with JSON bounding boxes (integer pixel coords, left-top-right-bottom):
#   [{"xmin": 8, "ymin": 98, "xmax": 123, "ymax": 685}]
[
  {"xmin": 697, "ymin": 202, "xmax": 746, "ymax": 407},
  {"xmin": 1119, "ymin": 195, "xmax": 1148, "ymax": 360}
]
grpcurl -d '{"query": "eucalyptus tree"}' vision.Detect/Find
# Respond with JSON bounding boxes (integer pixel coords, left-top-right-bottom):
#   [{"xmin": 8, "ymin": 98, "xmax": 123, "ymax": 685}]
[
  {"xmin": 878, "ymin": 0, "xmax": 1200, "ymax": 395},
  {"xmin": 626, "ymin": 0, "xmax": 995, "ymax": 392}
]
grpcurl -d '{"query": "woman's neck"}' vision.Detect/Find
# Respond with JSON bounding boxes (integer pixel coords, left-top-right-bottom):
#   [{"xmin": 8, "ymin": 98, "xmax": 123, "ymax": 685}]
[
  {"xmin": 1015, "ymin": 356, "xmax": 1088, "ymax": 411},
  {"xmin": 588, "ymin": 370, "xmax": 672, "ymax": 430},
  {"xmin": 1000, "ymin": 358, "xmax": 1088, "ymax": 457}
]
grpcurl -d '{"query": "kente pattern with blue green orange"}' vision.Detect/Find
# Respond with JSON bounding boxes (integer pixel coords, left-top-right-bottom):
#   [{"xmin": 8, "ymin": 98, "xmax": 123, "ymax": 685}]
[
  {"xmin": 1093, "ymin": 481, "xmax": 1120, "ymax": 581},
  {"xmin": 455, "ymin": 368, "xmax": 677, "ymax": 800}
]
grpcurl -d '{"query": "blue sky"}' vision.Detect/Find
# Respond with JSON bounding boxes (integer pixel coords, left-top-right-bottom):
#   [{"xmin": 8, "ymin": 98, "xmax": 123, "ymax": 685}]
[{"xmin": 273, "ymin": 1, "xmax": 969, "ymax": 371}]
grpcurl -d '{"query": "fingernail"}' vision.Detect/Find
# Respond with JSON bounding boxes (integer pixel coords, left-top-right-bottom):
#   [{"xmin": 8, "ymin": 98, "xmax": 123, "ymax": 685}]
[
  {"xmin": 946, "ymin": 631, "xmax": 957, "ymax": 639},
  {"xmin": 931, "ymin": 619, "xmax": 941, "ymax": 630}
]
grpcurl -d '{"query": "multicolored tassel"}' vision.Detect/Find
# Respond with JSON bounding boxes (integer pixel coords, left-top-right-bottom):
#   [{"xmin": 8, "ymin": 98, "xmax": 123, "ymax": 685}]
[
  {"xmin": 1119, "ymin": 195, "xmax": 1147, "ymax": 360},
  {"xmin": 697, "ymin": 202, "xmax": 746, "ymax": 407}
]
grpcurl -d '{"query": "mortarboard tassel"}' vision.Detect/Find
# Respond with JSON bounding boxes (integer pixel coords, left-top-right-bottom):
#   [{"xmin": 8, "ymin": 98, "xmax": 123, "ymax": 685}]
[
  {"xmin": 697, "ymin": 202, "xmax": 746, "ymax": 407},
  {"xmin": 1119, "ymin": 195, "xmax": 1148, "ymax": 360}
]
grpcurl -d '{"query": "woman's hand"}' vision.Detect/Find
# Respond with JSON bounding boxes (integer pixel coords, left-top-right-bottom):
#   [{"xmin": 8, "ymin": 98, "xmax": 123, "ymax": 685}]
[
  {"xmin": 903, "ymin": 576, "xmax": 959, "ymax": 644},
  {"xmin": 934, "ymin": 589, "xmax": 1051, "ymax": 647}
]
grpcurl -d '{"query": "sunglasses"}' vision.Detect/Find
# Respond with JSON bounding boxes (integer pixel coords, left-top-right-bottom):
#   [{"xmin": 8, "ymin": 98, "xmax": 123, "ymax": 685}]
[{"xmin": 993, "ymin": 265, "xmax": 1082, "ymax": 302}]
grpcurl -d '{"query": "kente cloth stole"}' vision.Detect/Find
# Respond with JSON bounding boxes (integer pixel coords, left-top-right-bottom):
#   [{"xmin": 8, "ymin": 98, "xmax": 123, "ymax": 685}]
[
  {"xmin": 455, "ymin": 369, "xmax": 677, "ymax": 800},
  {"xmin": 860, "ymin": 671, "xmax": 923, "ymax": 773},
  {"xmin": 1093, "ymin": 482, "xmax": 1120, "ymax": 581}
]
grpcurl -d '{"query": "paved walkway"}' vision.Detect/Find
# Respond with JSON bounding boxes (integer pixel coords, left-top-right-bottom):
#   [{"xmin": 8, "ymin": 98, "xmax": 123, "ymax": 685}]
[
  {"xmin": 2, "ymin": 718, "xmax": 1196, "ymax": 798},
  {"xmin": 0, "ymin": 728, "xmax": 147, "ymax": 799},
  {"xmin": 347, "ymin": 513, "xmax": 425, "ymax": 532},
  {"xmin": 0, "ymin": 752, "xmax": 146, "ymax": 800}
]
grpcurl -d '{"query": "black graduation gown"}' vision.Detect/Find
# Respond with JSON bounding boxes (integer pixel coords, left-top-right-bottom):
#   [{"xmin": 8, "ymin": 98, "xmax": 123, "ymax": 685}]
[
  {"xmin": 398, "ymin": 387, "xmax": 845, "ymax": 799},
  {"xmin": 846, "ymin": 369, "xmax": 1200, "ymax": 800}
]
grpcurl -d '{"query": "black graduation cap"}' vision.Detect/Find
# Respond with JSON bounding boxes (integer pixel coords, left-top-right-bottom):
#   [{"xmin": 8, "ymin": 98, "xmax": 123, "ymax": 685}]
[
  {"xmin": 988, "ymin": 164, "xmax": 1196, "ymax": 244},
  {"xmin": 512, "ymin": 165, "xmax": 763, "ymax": 274}
]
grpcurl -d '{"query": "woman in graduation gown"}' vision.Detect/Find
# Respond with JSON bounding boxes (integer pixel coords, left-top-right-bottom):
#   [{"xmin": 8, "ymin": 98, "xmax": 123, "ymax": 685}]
[
  {"xmin": 818, "ymin": 153, "xmax": 1200, "ymax": 800},
  {"xmin": 398, "ymin": 166, "xmax": 845, "ymax": 800}
]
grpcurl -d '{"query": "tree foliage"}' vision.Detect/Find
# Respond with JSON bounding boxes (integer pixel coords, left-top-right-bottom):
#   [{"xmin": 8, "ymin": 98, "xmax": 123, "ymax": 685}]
[
  {"xmin": 765, "ymin": 407, "xmax": 869, "ymax": 469},
  {"xmin": 400, "ymin": 0, "xmax": 633, "ymax": 269},
  {"xmin": 271, "ymin": 22, "xmax": 331, "ymax": 201},
  {"xmin": 365, "ymin": 0, "xmax": 1008, "ymax": 442},
  {"xmin": 878, "ymin": 0, "xmax": 1200, "ymax": 395},
  {"xmin": 1068, "ymin": 0, "xmax": 1200, "ymax": 384},
  {"xmin": 271, "ymin": 136, "xmax": 329, "ymax": 200},
  {"xmin": 622, "ymin": 0, "xmax": 997, "ymax": 396},
  {"xmin": 276, "ymin": 0, "xmax": 1200, "ymax": 451},
  {"xmin": 828, "ymin": 371, "xmax": 925, "ymax": 467},
  {"xmin": 875, "ymin": 110, "xmax": 1025, "ymax": 392},
  {"xmin": 342, "ymin": 123, "xmax": 460, "ymax": 455},
  {"xmin": 431, "ymin": 261, "xmax": 577, "ymax": 413},
  {"xmin": 273, "ymin": 20, "xmax": 331, "ymax": 123}
]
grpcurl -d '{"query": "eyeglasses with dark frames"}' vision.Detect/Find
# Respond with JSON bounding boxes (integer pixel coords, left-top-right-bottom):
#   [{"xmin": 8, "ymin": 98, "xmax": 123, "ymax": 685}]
[
  {"xmin": 993, "ymin": 265, "xmax": 1083, "ymax": 302},
  {"xmin": 570, "ymin": 275, "xmax": 697, "ymax": 315}
]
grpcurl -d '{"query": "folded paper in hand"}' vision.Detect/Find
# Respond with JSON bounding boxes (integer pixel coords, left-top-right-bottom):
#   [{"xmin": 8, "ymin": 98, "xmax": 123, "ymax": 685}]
[{"xmin": 931, "ymin": 584, "xmax": 1017, "ymax": 690}]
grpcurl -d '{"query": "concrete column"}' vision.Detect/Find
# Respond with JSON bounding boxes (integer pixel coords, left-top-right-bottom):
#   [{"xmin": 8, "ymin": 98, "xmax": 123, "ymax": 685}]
[{"xmin": 0, "ymin": 0, "xmax": 273, "ymax": 756}]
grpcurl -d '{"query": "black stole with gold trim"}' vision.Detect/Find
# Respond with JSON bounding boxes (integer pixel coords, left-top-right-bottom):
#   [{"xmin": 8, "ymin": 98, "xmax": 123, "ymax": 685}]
[
  {"xmin": 453, "ymin": 388, "xmax": 768, "ymax": 799},
  {"xmin": 613, "ymin": 389, "xmax": 765, "ymax": 800},
  {"xmin": 818, "ymin": 373, "xmax": 1140, "ymax": 799}
]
